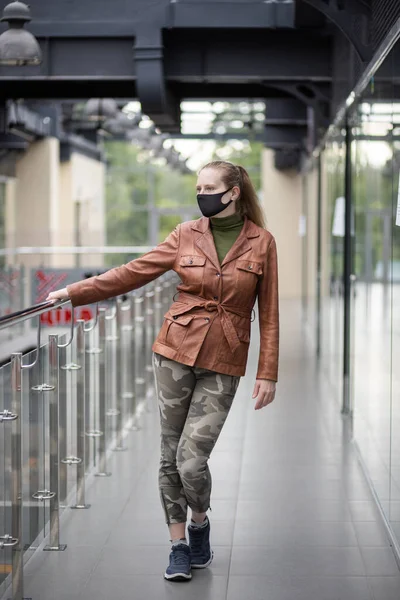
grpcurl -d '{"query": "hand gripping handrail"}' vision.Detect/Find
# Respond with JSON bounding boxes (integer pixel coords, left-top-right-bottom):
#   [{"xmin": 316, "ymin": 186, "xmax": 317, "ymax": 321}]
[{"xmin": 0, "ymin": 299, "xmax": 71, "ymax": 332}]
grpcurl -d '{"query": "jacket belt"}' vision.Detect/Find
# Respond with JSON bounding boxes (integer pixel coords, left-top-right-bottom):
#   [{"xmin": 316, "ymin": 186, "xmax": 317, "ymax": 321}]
[{"xmin": 171, "ymin": 291, "xmax": 250, "ymax": 354}]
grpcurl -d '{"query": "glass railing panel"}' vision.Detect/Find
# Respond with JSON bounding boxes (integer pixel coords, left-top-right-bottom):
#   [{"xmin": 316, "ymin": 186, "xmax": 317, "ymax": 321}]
[
  {"xmin": 0, "ymin": 362, "xmax": 11, "ymax": 596},
  {"xmin": 21, "ymin": 343, "xmax": 47, "ymax": 560}
]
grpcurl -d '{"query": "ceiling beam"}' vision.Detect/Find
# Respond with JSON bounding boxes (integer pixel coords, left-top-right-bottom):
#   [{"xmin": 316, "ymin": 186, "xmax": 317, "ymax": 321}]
[
  {"xmin": 265, "ymin": 98, "xmax": 307, "ymax": 125},
  {"xmin": 168, "ymin": 1, "xmax": 295, "ymax": 28},
  {"xmin": 264, "ymin": 125, "xmax": 307, "ymax": 148},
  {"xmin": 301, "ymin": 0, "xmax": 372, "ymax": 62},
  {"xmin": 164, "ymin": 30, "xmax": 331, "ymax": 83},
  {"xmin": 0, "ymin": 1, "xmax": 295, "ymax": 36}
]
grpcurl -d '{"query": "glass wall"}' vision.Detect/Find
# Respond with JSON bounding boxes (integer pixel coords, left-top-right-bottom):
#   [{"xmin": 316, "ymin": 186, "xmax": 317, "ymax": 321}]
[
  {"xmin": 349, "ymin": 43, "xmax": 400, "ymax": 545},
  {"xmin": 320, "ymin": 133, "xmax": 346, "ymax": 401},
  {"xmin": 315, "ymin": 39, "xmax": 400, "ymax": 550}
]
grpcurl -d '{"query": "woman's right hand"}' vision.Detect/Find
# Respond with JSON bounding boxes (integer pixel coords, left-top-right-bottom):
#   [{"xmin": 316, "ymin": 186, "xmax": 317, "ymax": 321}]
[{"xmin": 46, "ymin": 287, "xmax": 70, "ymax": 302}]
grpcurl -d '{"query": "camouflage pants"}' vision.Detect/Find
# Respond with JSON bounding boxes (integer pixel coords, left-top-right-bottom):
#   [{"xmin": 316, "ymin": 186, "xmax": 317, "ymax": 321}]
[{"xmin": 152, "ymin": 352, "xmax": 240, "ymax": 525}]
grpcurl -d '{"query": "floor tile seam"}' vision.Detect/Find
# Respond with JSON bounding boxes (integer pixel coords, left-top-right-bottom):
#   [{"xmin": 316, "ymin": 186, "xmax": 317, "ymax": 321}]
[
  {"xmin": 102, "ymin": 413, "xmax": 163, "ymax": 531},
  {"xmin": 227, "ymin": 574, "xmax": 379, "ymax": 579},
  {"xmin": 34, "ymin": 412, "xmax": 163, "ymax": 593},
  {"xmin": 351, "ymin": 518, "xmax": 391, "ymax": 549},
  {"xmin": 223, "ymin": 374, "xmax": 255, "ymax": 600},
  {"xmin": 229, "ymin": 543, "xmax": 376, "ymax": 549},
  {"xmin": 345, "ymin": 476, "xmax": 400, "ymax": 570}
]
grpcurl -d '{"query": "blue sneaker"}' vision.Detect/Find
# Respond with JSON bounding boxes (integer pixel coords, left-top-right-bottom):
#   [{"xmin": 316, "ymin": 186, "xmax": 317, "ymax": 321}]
[
  {"xmin": 164, "ymin": 543, "xmax": 192, "ymax": 581},
  {"xmin": 188, "ymin": 517, "xmax": 214, "ymax": 568}
]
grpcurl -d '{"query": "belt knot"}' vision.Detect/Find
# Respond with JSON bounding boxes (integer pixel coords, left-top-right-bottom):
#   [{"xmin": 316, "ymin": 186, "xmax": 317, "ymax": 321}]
[{"xmin": 204, "ymin": 301, "xmax": 218, "ymax": 312}]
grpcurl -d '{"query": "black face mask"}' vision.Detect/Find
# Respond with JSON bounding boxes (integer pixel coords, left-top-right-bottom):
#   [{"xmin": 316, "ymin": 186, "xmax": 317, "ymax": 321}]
[{"xmin": 196, "ymin": 189, "xmax": 233, "ymax": 217}]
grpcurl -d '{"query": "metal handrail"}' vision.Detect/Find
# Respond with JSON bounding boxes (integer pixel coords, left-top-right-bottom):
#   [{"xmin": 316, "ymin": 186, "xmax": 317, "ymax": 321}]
[{"xmin": 0, "ymin": 299, "xmax": 70, "ymax": 332}]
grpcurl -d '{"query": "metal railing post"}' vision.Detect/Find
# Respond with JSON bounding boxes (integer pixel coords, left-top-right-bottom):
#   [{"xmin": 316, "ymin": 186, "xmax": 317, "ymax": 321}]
[
  {"xmin": 10, "ymin": 352, "xmax": 23, "ymax": 600},
  {"xmin": 95, "ymin": 308, "xmax": 111, "ymax": 477},
  {"xmin": 43, "ymin": 334, "xmax": 66, "ymax": 552},
  {"xmin": 71, "ymin": 320, "xmax": 90, "ymax": 509},
  {"xmin": 121, "ymin": 296, "xmax": 138, "ymax": 430},
  {"xmin": 144, "ymin": 286, "xmax": 155, "ymax": 397},
  {"xmin": 154, "ymin": 280, "xmax": 163, "ymax": 332},
  {"xmin": 84, "ymin": 306, "xmax": 102, "ymax": 468},
  {"xmin": 134, "ymin": 292, "xmax": 146, "ymax": 413},
  {"xmin": 113, "ymin": 298, "xmax": 127, "ymax": 451},
  {"xmin": 58, "ymin": 341, "xmax": 68, "ymax": 506}
]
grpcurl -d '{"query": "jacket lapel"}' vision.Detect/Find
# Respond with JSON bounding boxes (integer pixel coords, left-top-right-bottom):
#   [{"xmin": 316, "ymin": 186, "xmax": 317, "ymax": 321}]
[
  {"xmin": 191, "ymin": 214, "xmax": 261, "ymax": 270},
  {"xmin": 192, "ymin": 217, "xmax": 221, "ymax": 271},
  {"xmin": 220, "ymin": 216, "xmax": 256, "ymax": 267}
]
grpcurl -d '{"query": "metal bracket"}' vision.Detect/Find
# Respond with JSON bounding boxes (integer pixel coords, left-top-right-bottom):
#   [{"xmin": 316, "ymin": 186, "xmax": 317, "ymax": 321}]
[
  {"xmin": 31, "ymin": 383, "xmax": 55, "ymax": 392},
  {"xmin": 85, "ymin": 429, "xmax": 103, "ymax": 437},
  {"xmin": 58, "ymin": 306, "xmax": 75, "ymax": 348},
  {"xmin": 61, "ymin": 363, "xmax": 82, "ymax": 371},
  {"xmin": 302, "ymin": 0, "xmax": 373, "ymax": 63},
  {"xmin": 0, "ymin": 534, "xmax": 18, "ymax": 548},
  {"xmin": 0, "ymin": 409, "xmax": 18, "ymax": 422},
  {"xmin": 106, "ymin": 408, "xmax": 120, "ymax": 416},
  {"xmin": 61, "ymin": 456, "xmax": 82, "ymax": 465},
  {"xmin": 83, "ymin": 303, "xmax": 99, "ymax": 333},
  {"xmin": 32, "ymin": 490, "xmax": 56, "ymax": 501},
  {"xmin": 134, "ymin": 28, "xmax": 180, "ymax": 129}
]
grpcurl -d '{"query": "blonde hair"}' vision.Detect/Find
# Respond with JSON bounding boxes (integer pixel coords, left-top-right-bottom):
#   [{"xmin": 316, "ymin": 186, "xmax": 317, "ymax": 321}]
[{"xmin": 200, "ymin": 160, "xmax": 266, "ymax": 228}]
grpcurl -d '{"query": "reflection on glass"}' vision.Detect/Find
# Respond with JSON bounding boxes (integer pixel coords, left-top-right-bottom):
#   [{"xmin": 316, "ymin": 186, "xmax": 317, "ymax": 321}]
[
  {"xmin": 349, "ymin": 37, "xmax": 400, "ymax": 551},
  {"xmin": 321, "ymin": 133, "xmax": 346, "ymax": 401}
]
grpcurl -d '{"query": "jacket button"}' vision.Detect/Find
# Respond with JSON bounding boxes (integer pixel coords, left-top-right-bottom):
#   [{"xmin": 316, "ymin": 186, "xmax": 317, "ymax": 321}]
[
  {"xmin": 216, "ymin": 272, "xmax": 220, "ymax": 277},
  {"xmin": 173, "ymin": 316, "xmax": 178, "ymax": 320},
  {"xmin": 213, "ymin": 296, "xmax": 218, "ymax": 301},
  {"xmin": 248, "ymin": 265, "xmax": 253, "ymax": 270},
  {"xmin": 204, "ymin": 317, "xmax": 210, "ymax": 322},
  {"xmin": 189, "ymin": 259, "xmax": 193, "ymax": 264}
]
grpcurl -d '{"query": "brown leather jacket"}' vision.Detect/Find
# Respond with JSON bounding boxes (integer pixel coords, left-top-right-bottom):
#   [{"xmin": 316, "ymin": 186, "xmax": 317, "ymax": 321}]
[{"xmin": 66, "ymin": 215, "xmax": 279, "ymax": 381}]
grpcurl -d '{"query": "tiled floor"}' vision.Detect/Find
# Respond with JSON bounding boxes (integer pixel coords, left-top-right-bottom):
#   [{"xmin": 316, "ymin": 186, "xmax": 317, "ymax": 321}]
[{"xmin": 8, "ymin": 301, "xmax": 400, "ymax": 600}]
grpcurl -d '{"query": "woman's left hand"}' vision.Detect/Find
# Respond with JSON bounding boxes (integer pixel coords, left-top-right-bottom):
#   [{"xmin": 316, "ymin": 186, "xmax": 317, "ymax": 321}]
[{"xmin": 252, "ymin": 379, "xmax": 276, "ymax": 410}]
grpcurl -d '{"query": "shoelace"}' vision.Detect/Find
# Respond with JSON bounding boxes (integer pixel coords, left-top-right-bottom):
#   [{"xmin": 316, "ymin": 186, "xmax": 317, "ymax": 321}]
[
  {"xmin": 189, "ymin": 527, "xmax": 204, "ymax": 553},
  {"xmin": 171, "ymin": 545, "xmax": 190, "ymax": 566}
]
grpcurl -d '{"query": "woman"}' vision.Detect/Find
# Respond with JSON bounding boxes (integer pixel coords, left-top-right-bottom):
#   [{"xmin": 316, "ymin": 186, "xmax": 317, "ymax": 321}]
[{"xmin": 46, "ymin": 160, "xmax": 279, "ymax": 582}]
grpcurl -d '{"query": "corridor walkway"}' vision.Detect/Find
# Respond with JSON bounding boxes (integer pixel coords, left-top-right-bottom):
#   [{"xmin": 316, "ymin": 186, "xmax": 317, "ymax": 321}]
[{"xmin": 20, "ymin": 300, "xmax": 400, "ymax": 600}]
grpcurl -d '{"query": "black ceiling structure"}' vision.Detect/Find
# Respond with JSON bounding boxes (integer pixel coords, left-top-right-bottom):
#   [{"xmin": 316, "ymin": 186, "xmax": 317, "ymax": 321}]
[{"xmin": 0, "ymin": 0, "xmax": 399, "ymax": 170}]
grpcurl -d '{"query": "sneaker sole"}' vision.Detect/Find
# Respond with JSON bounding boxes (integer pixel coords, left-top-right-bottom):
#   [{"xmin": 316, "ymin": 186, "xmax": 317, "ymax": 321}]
[
  {"xmin": 164, "ymin": 572, "xmax": 192, "ymax": 581},
  {"xmin": 191, "ymin": 549, "xmax": 214, "ymax": 569}
]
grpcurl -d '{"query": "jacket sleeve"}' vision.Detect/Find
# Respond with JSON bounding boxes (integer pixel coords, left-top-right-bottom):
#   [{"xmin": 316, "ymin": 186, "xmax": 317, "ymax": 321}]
[
  {"xmin": 66, "ymin": 225, "xmax": 180, "ymax": 307},
  {"xmin": 256, "ymin": 235, "xmax": 279, "ymax": 381}
]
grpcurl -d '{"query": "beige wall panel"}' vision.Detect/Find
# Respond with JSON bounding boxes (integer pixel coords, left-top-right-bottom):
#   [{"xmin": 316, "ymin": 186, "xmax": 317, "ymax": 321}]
[
  {"xmin": 5, "ymin": 178, "xmax": 16, "ymax": 267},
  {"xmin": 6, "ymin": 140, "xmax": 106, "ymax": 272},
  {"xmin": 13, "ymin": 138, "xmax": 60, "ymax": 268},
  {"xmin": 70, "ymin": 153, "xmax": 106, "ymax": 268},
  {"xmin": 306, "ymin": 167, "xmax": 317, "ymax": 302},
  {"xmin": 57, "ymin": 161, "xmax": 74, "ymax": 267},
  {"xmin": 320, "ymin": 153, "xmax": 331, "ymax": 298},
  {"xmin": 261, "ymin": 148, "xmax": 302, "ymax": 299}
]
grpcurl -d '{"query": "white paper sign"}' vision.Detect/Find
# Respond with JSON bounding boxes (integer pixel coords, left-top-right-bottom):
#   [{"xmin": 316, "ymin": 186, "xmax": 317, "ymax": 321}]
[
  {"xmin": 396, "ymin": 172, "xmax": 400, "ymax": 226},
  {"xmin": 332, "ymin": 196, "xmax": 345, "ymax": 237},
  {"xmin": 298, "ymin": 215, "xmax": 307, "ymax": 237}
]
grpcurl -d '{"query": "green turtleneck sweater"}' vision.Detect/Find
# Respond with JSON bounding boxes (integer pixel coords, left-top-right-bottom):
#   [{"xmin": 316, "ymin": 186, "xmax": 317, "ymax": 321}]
[{"xmin": 209, "ymin": 211, "xmax": 244, "ymax": 264}]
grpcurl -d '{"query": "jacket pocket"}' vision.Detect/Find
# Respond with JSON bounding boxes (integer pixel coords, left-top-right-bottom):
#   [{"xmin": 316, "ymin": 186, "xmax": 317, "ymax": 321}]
[
  {"xmin": 159, "ymin": 314, "xmax": 194, "ymax": 349},
  {"xmin": 178, "ymin": 255, "xmax": 206, "ymax": 289},
  {"xmin": 180, "ymin": 255, "xmax": 206, "ymax": 267},
  {"xmin": 216, "ymin": 327, "xmax": 251, "ymax": 367},
  {"xmin": 235, "ymin": 259, "xmax": 263, "ymax": 290}
]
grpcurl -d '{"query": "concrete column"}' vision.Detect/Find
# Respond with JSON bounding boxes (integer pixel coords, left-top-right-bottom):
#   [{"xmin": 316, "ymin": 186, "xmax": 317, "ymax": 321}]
[
  {"xmin": 5, "ymin": 177, "xmax": 16, "ymax": 267},
  {"xmin": 58, "ymin": 153, "xmax": 106, "ymax": 268},
  {"xmin": 320, "ymin": 153, "xmax": 331, "ymax": 298},
  {"xmin": 4, "ymin": 140, "xmax": 105, "ymax": 269},
  {"xmin": 305, "ymin": 166, "xmax": 318, "ymax": 303},
  {"xmin": 261, "ymin": 148, "xmax": 302, "ymax": 299},
  {"xmin": 10, "ymin": 137, "xmax": 60, "ymax": 268}
]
